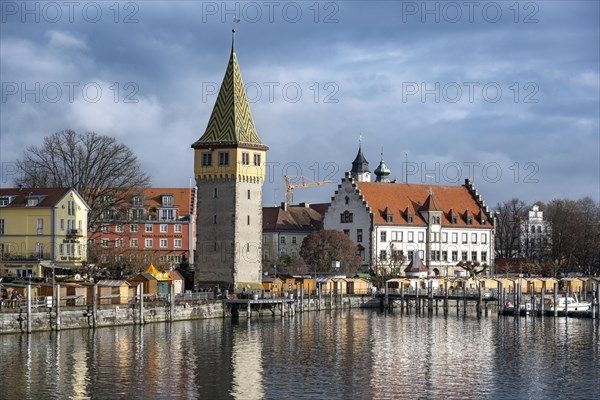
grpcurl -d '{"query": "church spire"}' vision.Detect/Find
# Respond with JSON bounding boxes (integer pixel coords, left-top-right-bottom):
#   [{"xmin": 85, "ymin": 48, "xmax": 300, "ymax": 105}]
[{"xmin": 350, "ymin": 135, "xmax": 371, "ymax": 182}]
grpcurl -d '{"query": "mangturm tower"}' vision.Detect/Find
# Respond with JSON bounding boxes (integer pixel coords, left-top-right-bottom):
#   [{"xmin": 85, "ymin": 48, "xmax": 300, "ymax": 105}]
[{"xmin": 192, "ymin": 30, "xmax": 268, "ymax": 291}]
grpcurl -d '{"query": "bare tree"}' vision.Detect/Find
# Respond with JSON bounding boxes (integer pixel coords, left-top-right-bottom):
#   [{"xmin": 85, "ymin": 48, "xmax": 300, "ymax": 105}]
[
  {"xmin": 546, "ymin": 197, "xmax": 600, "ymax": 276},
  {"xmin": 300, "ymin": 230, "xmax": 361, "ymax": 275},
  {"xmin": 15, "ymin": 130, "xmax": 151, "ymax": 231},
  {"xmin": 494, "ymin": 198, "xmax": 528, "ymax": 258},
  {"xmin": 457, "ymin": 261, "xmax": 489, "ymax": 280}
]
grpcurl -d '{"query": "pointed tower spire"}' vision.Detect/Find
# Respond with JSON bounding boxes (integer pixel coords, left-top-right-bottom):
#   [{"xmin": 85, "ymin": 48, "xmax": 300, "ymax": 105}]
[
  {"xmin": 192, "ymin": 30, "xmax": 267, "ymax": 150},
  {"xmin": 374, "ymin": 150, "xmax": 391, "ymax": 183},
  {"xmin": 350, "ymin": 134, "xmax": 371, "ymax": 182}
]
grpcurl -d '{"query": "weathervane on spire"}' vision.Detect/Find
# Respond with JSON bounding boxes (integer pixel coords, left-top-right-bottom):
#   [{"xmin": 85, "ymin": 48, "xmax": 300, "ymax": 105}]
[{"xmin": 231, "ymin": 17, "xmax": 240, "ymax": 50}]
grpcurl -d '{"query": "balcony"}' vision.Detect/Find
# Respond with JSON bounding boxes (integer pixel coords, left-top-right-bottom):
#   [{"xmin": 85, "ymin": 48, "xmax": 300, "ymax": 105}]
[{"xmin": 66, "ymin": 229, "xmax": 81, "ymax": 237}]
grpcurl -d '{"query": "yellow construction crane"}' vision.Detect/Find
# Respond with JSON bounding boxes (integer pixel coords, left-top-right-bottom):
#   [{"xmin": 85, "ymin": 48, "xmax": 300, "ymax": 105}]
[{"xmin": 284, "ymin": 175, "xmax": 333, "ymax": 207}]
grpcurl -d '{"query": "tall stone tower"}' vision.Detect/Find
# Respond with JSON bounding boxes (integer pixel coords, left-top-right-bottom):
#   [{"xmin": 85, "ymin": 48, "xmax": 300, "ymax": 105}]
[{"xmin": 192, "ymin": 31, "xmax": 268, "ymax": 291}]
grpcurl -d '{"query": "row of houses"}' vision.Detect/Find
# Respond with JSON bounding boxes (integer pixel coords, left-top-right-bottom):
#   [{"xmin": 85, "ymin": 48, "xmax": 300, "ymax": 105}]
[
  {"xmin": 0, "ymin": 187, "xmax": 196, "ymax": 280},
  {"xmin": 1, "ymin": 264, "xmax": 185, "ymax": 307}
]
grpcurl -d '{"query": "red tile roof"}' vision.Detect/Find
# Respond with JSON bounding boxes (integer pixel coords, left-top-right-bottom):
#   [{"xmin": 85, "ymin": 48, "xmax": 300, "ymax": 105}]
[
  {"xmin": 354, "ymin": 181, "xmax": 492, "ymax": 228},
  {"xmin": 122, "ymin": 188, "xmax": 194, "ymax": 214},
  {"xmin": 263, "ymin": 203, "xmax": 330, "ymax": 231}
]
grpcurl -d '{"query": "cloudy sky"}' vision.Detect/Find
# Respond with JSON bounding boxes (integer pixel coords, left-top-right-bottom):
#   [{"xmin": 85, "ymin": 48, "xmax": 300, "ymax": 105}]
[{"xmin": 1, "ymin": 1, "xmax": 598, "ymax": 208}]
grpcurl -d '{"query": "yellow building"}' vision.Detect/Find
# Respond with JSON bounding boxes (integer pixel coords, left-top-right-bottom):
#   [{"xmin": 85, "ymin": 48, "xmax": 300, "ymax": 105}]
[{"xmin": 0, "ymin": 187, "xmax": 90, "ymax": 279}]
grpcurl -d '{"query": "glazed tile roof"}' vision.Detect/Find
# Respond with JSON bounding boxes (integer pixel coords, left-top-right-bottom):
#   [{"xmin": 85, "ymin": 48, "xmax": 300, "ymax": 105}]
[
  {"xmin": 263, "ymin": 203, "xmax": 330, "ymax": 231},
  {"xmin": 192, "ymin": 38, "xmax": 267, "ymax": 150},
  {"xmin": 354, "ymin": 181, "xmax": 492, "ymax": 228}
]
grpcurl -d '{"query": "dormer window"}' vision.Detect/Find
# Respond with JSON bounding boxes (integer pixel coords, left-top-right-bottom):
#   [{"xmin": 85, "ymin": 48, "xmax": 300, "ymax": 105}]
[
  {"xmin": 451, "ymin": 216, "xmax": 457, "ymax": 224},
  {"xmin": 162, "ymin": 195, "xmax": 173, "ymax": 206},
  {"xmin": 386, "ymin": 214, "xmax": 393, "ymax": 223},
  {"xmin": 431, "ymin": 216, "xmax": 441, "ymax": 224},
  {"xmin": 0, "ymin": 197, "xmax": 11, "ymax": 207},
  {"xmin": 467, "ymin": 217, "xmax": 473, "ymax": 225},
  {"xmin": 481, "ymin": 217, "xmax": 486, "ymax": 225},
  {"xmin": 407, "ymin": 215, "xmax": 413, "ymax": 223},
  {"xmin": 132, "ymin": 195, "xmax": 144, "ymax": 206},
  {"xmin": 26, "ymin": 197, "xmax": 39, "ymax": 207}
]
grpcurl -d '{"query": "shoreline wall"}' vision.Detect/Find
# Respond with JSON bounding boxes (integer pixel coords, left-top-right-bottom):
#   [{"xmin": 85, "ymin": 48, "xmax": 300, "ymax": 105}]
[{"xmin": 0, "ymin": 295, "xmax": 381, "ymax": 335}]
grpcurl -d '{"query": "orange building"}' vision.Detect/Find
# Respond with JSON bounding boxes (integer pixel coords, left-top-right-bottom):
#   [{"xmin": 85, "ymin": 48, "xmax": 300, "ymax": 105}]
[{"xmin": 89, "ymin": 188, "xmax": 196, "ymax": 273}]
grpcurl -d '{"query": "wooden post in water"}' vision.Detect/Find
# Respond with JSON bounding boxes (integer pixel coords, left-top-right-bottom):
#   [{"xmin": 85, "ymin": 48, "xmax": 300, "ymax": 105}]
[
  {"xmin": 384, "ymin": 280, "xmax": 389, "ymax": 310},
  {"xmin": 416, "ymin": 285, "xmax": 421, "ymax": 314},
  {"xmin": 92, "ymin": 283, "xmax": 98, "ymax": 328},
  {"xmin": 462, "ymin": 285, "xmax": 467, "ymax": 315},
  {"xmin": 26, "ymin": 283, "xmax": 32, "ymax": 334},
  {"xmin": 318, "ymin": 284, "xmax": 322, "ymax": 311},
  {"xmin": 247, "ymin": 300, "xmax": 251, "ymax": 318},
  {"xmin": 476, "ymin": 282, "xmax": 482, "ymax": 316},
  {"xmin": 444, "ymin": 281, "xmax": 449, "ymax": 314},
  {"xmin": 139, "ymin": 284, "xmax": 145, "ymax": 325},
  {"xmin": 530, "ymin": 282, "xmax": 535, "ymax": 316},
  {"xmin": 170, "ymin": 283, "xmax": 175, "ymax": 322},
  {"xmin": 514, "ymin": 283, "xmax": 520, "ymax": 317},
  {"xmin": 502, "ymin": 288, "xmax": 506, "ymax": 315},
  {"xmin": 301, "ymin": 286, "xmax": 304, "ymax": 313},
  {"xmin": 553, "ymin": 282, "xmax": 558, "ymax": 317},
  {"xmin": 400, "ymin": 283, "xmax": 404, "ymax": 312},
  {"xmin": 55, "ymin": 284, "xmax": 61, "ymax": 331},
  {"xmin": 498, "ymin": 282, "xmax": 503, "ymax": 314},
  {"xmin": 428, "ymin": 280, "xmax": 433, "ymax": 312},
  {"xmin": 564, "ymin": 289, "xmax": 568, "ymax": 318},
  {"xmin": 540, "ymin": 287, "xmax": 545, "ymax": 316},
  {"xmin": 590, "ymin": 284, "xmax": 595, "ymax": 320}
]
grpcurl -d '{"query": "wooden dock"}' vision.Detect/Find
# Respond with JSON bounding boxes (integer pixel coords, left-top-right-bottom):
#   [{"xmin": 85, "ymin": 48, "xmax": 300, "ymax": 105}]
[{"xmin": 223, "ymin": 298, "xmax": 297, "ymax": 318}]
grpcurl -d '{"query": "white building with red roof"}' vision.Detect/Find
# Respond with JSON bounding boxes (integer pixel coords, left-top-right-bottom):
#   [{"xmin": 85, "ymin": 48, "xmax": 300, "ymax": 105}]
[{"xmin": 324, "ymin": 150, "xmax": 495, "ymax": 277}]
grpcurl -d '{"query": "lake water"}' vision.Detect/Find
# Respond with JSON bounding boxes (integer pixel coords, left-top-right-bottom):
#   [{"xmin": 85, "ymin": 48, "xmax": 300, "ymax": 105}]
[{"xmin": 1, "ymin": 310, "xmax": 599, "ymax": 399}]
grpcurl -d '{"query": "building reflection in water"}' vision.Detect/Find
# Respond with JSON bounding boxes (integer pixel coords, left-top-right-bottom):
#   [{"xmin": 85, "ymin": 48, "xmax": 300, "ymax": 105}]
[{"xmin": 231, "ymin": 320, "xmax": 264, "ymax": 399}]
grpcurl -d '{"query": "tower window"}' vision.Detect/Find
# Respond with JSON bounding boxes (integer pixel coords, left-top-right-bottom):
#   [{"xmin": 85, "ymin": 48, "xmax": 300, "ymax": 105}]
[
  {"xmin": 247, "ymin": 190, "xmax": 250, "ymax": 199},
  {"xmin": 202, "ymin": 153, "xmax": 212, "ymax": 166},
  {"xmin": 345, "ymin": 196, "xmax": 349, "ymax": 205},
  {"xmin": 247, "ymin": 215, "xmax": 250, "ymax": 225},
  {"xmin": 213, "ymin": 188, "xmax": 218, "ymax": 198},
  {"xmin": 253, "ymin": 153, "xmax": 261, "ymax": 166},
  {"xmin": 219, "ymin": 152, "xmax": 229, "ymax": 166},
  {"xmin": 242, "ymin": 152, "xmax": 250, "ymax": 165},
  {"xmin": 213, "ymin": 215, "xmax": 217, "ymax": 224}
]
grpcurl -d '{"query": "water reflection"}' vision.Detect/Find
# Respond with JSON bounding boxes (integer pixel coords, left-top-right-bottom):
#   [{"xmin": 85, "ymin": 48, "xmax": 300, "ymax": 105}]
[{"xmin": 1, "ymin": 312, "xmax": 599, "ymax": 399}]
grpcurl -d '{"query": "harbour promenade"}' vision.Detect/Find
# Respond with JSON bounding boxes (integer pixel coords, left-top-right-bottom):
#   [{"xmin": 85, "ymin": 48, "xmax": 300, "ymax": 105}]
[{"xmin": 2, "ymin": 279, "xmax": 599, "ymax": 335}]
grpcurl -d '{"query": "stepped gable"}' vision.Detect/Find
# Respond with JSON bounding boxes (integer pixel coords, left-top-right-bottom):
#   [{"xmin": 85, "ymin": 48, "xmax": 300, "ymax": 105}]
[
  {"xmin": 354, "ymin": 181, "xmax": 493, "ymax": 227},
  {"xmin": 192, "ymin": 32, "xmax": 268, "ymax": 150}
]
